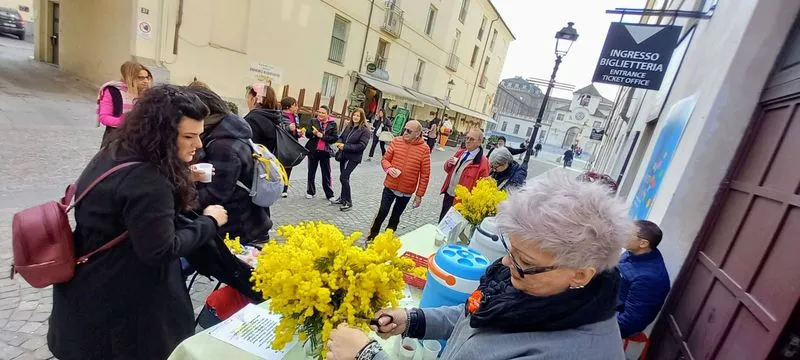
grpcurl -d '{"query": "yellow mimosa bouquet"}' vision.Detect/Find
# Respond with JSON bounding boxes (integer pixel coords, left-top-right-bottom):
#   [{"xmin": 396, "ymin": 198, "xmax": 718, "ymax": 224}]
[
  {"xmin": 454, "ymin": 177, "xmax": 508, "ymax": 225},
  {"xmin": 250, "ymin": 222, "xmax": 413, "ymax": 359}
]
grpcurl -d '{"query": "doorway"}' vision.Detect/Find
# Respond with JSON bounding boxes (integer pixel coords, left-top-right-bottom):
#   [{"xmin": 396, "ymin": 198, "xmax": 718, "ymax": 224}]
[
  {"xmin": 48, "ymin": 1, "xmax": 59, "ymax": 64},
  {"xmin": 562, "ymin": 126, "xmax": 580, "ymax": 149}
]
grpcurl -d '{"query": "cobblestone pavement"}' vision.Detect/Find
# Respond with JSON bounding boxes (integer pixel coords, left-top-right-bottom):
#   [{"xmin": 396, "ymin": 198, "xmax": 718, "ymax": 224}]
[{"xmin": 0, "ymin": 36, "xmax": 562, "ymax": 359}]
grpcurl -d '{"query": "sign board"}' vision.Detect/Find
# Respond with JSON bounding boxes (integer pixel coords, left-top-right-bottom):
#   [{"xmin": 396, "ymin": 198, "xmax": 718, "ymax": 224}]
[
  {"xmin": 366, "ymin": 63, "xmax": 377, "ymax": 73},
  {"xmin": 249, "ymin": 62, "xmax": 283, "ymax": 83},
  {"xmin": 137, "ymin": 21, "xmax": 152, "ymax": 40},
  {"xmin": 392, "ymin": 108, "xmax": 409, "ymax": 136},
  {"xmin": 629, "ymin": 94, "xmax": 697, "ymax": 219},
  {"xmin": 590, "ymin": 129, "xmax": 604, "ymax": 141},
  {"xmin": 592, "ymin": 23, "xmax": 682, "ymax": 90}
]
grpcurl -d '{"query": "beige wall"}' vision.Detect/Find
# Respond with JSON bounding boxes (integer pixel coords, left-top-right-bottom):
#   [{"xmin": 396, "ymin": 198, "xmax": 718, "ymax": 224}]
[{"xmin": 58, "ymin": 0, "xmax": 135, "ymax": 85}]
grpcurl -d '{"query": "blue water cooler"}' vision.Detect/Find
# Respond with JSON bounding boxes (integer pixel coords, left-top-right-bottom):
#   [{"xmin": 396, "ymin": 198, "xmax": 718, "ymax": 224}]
[{"xmin": 420, "ymin": 244, "xmax": 490, "ymax": 308}]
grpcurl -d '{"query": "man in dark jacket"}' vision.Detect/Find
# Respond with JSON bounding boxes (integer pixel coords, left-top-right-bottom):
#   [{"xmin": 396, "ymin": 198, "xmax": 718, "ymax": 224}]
[
  {"xmin": 305, "ymin": 106, "xmax": 339, "ymax": 200},
  {"xmin": 487, "ymin": 136, "xmax": 526, "ymax": 158},
  {"xmin": 191, "ymin": 87, "xmax": 272, "ymax": 245},
  {"xmin": 617, "ymin": 220, "xmax": 671, "ymax": 338}
]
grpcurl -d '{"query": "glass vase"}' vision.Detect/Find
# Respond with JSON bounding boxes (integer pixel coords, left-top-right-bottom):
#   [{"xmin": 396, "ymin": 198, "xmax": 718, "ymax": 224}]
[{"xmin": 303, "ymin": 332, "xmax": 323, "ymax": 360}]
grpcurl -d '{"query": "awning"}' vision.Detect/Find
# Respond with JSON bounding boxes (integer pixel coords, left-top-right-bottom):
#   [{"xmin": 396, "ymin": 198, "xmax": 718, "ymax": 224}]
[
  {"xmin": 359, "ymin": 73, "xmax": 422, "ymax": 105},
  {"xmin": 437, "ymin": 98, "xmax": 498, "ymax": 125},
  {"xmin": 403, "ymin": 87, "xmax": 443, "ymax": 108}
]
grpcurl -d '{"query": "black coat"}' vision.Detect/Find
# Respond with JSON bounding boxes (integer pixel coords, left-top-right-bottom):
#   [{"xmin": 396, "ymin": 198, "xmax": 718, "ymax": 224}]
[
  {"xmin": 337, "ymin": 125, "xmax": 372, "ymax": 163},
  {"xmin": 491, "ymin": 161, "xmax": 528, "ymax": 190},
  {"xmin": 305, "ymin": 118, "xmax": 338, "ymax": 154},
  {"xmin": 244, "ymin": 108, "xmax": 287, "ymax": 153},
  {"xmin": 48, "ymin": 151, "xmax": 218, "ymax": 360},
  {"xmin": 197, "ymin": 114, "xmax": 272, "ymax": 244},
  {"xmin": 371, "ymin": 116, "xmax": 392, "ymax": 136}
]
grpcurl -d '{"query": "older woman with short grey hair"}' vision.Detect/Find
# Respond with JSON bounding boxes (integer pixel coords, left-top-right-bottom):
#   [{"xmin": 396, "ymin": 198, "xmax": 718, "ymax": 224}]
[
  {"xmin": 325, "ymin": 174, "xmax": 633, "ymax": 360},
  {"xmin": 489, "ymin": 146, "xmax": 527, "ymax": 190}
]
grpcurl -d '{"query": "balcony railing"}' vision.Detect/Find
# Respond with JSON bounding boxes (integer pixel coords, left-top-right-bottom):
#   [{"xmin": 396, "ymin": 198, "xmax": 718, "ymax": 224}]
[
  {"xmin": 412, "ymin": 73, "xmax": 422, "ymax": 91},
  {"xmin": 328, "ymin": 37, "xmax": 345, "ymax": 63},
  {"xmin": 381, "ymin": 1, "xmax": 404, "ymax": 38},
  {"xmin": 375, "ymin": 55, "xmax": 388, "ymax": 70},
  {"xmin": 446, "ymin": 53, "xmax": 459, "ymax": 71},
  {"xmin": 478, "ymin": 75, "xmax": 488, "ymax": 88}
]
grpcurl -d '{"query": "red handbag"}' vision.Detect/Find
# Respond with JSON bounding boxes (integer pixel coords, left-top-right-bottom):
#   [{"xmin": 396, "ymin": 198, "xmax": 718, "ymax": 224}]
[{"xmin": 10, "ymin": 162, "xmax": 139, "ymax": 288}]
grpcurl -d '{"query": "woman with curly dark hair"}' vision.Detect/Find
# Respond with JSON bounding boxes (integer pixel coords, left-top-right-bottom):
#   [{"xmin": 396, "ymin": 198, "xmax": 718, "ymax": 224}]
[{"xmin": 48, "ymin": 85, "xmax": 229, "ymax": 360}]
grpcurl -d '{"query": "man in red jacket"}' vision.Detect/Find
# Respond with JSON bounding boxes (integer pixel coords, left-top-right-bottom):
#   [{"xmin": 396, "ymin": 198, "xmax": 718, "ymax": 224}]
[{"xmin": 439, "ymin": 128, "xmax": 490, "ymax": 221}]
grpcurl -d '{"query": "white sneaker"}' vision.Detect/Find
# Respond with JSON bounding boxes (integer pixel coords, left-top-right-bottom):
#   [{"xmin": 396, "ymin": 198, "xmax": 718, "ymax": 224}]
[
  {"xmin": 281, "ymin": 192, "xmax": 288, "ymax": 198},
  {"xmin": 327, "ymin": 197, "xmax": 336, "ymax": 202},
  {"xmin": 305, "ymin": 194, "xmax": 314, "ymax": 199}
]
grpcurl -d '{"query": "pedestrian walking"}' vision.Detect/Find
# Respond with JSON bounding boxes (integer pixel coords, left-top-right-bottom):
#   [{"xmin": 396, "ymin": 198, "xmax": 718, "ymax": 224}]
[
  {"xmin": 534, "ymin": 142, "xmax": 543, "ymax": 157},
  {"xmin": 188, "ymin": 85, "xmax": 272, "ymax": 246},
  {"xmin": 331, "ymin": 108, "xmax": 372, "ymax": 211},
  {"xmin": 243, "ymin": 82, "xmax": 287, "ymax": 153},
  {"xmin": 425, "ymin": 118, "xmax": 440, "ymax": 153},
  {"xmin": 97, "ymin": 61, "xmax": 151, "ymax": 146},
  {"xmin": 563, "ymin": 148, "xmax": 574, "ymax": 168},
  {"xmin": 49, "ymin": 85, "xmax": 229, "ymax": 360},
  {"xmin": 280, "ymin": 96, "xmax": 302, "ymax": 197},
  {"xmin": 440, "ymin": 128, "xmax": 490, "ymax": 222},
  {"xmin": 367, "ymin": 109, "xmax": 392, "ymax": 161},
  {"xmin": 368, "ymin": 120, "xmax": 431, "ymax": 241},
  {"xmin": 305, "ymin": 106, "xmax": 338, "ymax": 201}
]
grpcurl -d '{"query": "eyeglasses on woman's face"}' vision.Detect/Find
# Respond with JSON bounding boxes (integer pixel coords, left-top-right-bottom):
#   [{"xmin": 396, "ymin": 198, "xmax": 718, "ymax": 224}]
[{"xmin": 500, "ymin": 234, "xmax": 558, "ymax": 278}]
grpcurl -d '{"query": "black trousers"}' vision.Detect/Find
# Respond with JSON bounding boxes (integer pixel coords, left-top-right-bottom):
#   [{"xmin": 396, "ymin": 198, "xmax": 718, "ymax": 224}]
[
  {"xmin": 426, "ymin": 138, "xmax": 437, "ymax": 153},
  {"xmin": 307, "ymin": 151, "xmax": 334, "ymax": 198},
  {"xmin": 439, "ymin": 193, "xmax": 455, "ymax": 222},
  {"xmin": 283, "ymin": 167, "xmax": 293, "ymax": 193},
  {"xmin": 368, "ymin": 135, "xmax": 386, "ymax": 158},
  {"xmin": 369, "ymin": 187, "xmax": 412, "ymax": 239},
  {"xmin": 338, "ymin": 159, "xmax": 360, "ymax": 204}
]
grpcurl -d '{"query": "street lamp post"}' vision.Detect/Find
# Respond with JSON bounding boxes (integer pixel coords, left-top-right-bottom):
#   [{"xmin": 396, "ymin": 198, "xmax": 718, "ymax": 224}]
[{"xmin": 522, "ymin": 22, "xmax": 578, "ymax": 169}]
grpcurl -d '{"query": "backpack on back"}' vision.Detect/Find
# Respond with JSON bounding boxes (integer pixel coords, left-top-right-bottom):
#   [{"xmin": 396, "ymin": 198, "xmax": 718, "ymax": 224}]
[
  {"xmin": 239, "ymin": 139, "xmax": 287, "ymax": 208},
  {"xmin": 11, "ymin": 162, "xmax": 139, "ymax": 288}
]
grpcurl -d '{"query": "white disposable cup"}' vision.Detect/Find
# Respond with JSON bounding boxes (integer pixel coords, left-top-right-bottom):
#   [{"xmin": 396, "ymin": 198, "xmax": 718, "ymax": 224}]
[
  {"xmin": 193, "ymin": 163, "xmax": 213, "ymax": 183},
  {"xmin": 421, "ymin": 340, "xmax": 442, "ymax": 360},
  {"xmin": 396, "ymin": 338, "xmax": 418, "ymax": 360}
]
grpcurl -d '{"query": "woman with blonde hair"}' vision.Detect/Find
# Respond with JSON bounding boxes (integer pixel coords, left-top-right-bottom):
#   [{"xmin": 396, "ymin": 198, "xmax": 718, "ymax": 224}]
[
  {"xmin": 331, "ymin": 108, "xmax": 371, "ymax": 211},
  {"xmin": 97, "ymin": 61, "xmax": 151, "ymax": 145}
]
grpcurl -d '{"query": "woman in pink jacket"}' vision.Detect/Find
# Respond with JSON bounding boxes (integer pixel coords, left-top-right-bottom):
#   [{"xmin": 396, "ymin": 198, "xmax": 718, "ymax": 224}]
[{"xmin": 97, "ymin": 61, "xmax": 152, "ymax": 146}]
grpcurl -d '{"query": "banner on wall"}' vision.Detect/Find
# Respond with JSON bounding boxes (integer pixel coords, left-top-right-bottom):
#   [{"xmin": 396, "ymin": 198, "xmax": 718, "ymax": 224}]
[
  {"xmin": 629, "ymin": 94, "xmax": 697, "ymax": 220},
  {"xmin": 249, "ymin": 63, "xmax": 283, "ymax": 84},
  {"xmin": 592, "ymin": 23, "xmax": 682, "ymax": 90}
]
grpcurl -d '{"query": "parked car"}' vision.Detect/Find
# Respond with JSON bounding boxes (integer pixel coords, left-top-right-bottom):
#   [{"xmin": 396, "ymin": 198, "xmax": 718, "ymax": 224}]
[{"xmin": 0, "ymin": 7, "xmax": 24, "ymax": 40}]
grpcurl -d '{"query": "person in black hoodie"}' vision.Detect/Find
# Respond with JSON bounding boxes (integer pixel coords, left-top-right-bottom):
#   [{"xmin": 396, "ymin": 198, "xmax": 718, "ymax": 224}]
[
  {"xmin": 331, "ymin": 107, "xmax": 372, "ymax": 211},
  {"xmin": 305, "ymin": 105, "xmax": 338, "ymax": 200},
  {"xmin": 188, "ymin": 86, "xmax": 272, "ymax": 245},
  {"xmin": 367, "ymin": 108, "xmax": 392, "ymax": 161},
  {"xmin": 243, "ymin": 82, "xmax": 287, "ymax": 153},
  {"xmin": 280, "ymin": 96, "xmax": 301, "ymax": 198}
]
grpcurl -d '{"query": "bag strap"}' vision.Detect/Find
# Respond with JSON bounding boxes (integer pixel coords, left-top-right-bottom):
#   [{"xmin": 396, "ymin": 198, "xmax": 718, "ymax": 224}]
[
  {"xmin": 71, "ymin": 161, "xmax": 140, "ymax": 264},
  {"xmin": 67, "ymin": 162, "xmax": 141, "ymax": 212}
]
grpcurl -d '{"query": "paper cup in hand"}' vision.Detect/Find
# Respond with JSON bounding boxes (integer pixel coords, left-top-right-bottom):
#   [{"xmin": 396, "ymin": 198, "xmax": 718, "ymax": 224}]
[
  {"xmin": 421, "ymin": 340, "xmax": 442, "ymax": 360},
  {"xmin": 193, "ymin": 163, "xmax": 213, "ymax": 183}
]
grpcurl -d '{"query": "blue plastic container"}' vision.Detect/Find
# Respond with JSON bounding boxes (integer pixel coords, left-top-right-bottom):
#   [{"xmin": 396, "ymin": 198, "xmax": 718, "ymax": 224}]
[{"xmin": 419, "ymin": 244, "xmax": 490, "ymax": 309}]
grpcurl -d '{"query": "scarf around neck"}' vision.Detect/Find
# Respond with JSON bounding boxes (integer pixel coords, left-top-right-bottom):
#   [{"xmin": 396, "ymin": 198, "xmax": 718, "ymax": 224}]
[{"xmin": 466, "ymin": 260, "xmax": 619, "ymax": 333}]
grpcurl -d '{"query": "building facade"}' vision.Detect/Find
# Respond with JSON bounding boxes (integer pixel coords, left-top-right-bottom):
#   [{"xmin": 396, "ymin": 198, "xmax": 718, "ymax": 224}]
[
  {"xmin": 30, "ymin": 0, "xmax": 512, "ymax": 130},
  {"xmin": 491, "ymin": 78, "xmax": 610, "ymax": 156},
  {"xmin": 591, "ymin": 0, "xmax": 800, "ymax": 358}
]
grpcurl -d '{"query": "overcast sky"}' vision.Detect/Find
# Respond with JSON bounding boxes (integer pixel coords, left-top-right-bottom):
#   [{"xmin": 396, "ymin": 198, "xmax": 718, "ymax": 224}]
[{"xmin": 492, "ymin": 0, "xmax": 645, "ymax": 100}]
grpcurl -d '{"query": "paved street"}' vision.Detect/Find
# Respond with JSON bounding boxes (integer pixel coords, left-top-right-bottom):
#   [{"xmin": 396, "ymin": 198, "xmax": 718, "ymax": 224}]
[{"xmin": 0, "ymin": 36, "xmax": 564, "ymax": 359}]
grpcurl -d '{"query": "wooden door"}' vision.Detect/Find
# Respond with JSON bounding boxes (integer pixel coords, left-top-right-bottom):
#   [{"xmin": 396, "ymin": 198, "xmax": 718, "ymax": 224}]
[{"xmin": 650, "ymin": 18, "xmax": 800, "ymax": 360}]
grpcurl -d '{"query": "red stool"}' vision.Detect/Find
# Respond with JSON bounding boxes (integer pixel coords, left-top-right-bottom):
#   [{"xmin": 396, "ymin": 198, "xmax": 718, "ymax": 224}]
[{"xmin": 623, "ymin": 332, "xmax": 651, "ymax": 360}]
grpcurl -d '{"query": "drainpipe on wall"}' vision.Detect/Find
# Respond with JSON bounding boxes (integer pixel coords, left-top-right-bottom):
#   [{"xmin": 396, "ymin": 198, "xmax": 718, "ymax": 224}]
[
  {"xmin": 172, "ymin": 0, "xmax": 184, "ymax": 55},
  {"xmin": 358, "ymin": 0, "xmax": 376, "ymax": 74},
  {"xmin": 155, "ymin": 0, "xmax": 169, "ymax": 66},
  {"xmin": 469, "ymin": 18, "xmax": 497, "ymax": 110}
]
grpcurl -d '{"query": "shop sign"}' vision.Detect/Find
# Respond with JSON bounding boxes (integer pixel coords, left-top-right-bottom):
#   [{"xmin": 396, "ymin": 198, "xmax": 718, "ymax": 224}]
[
  {"xmin": 592, "ymin": 23, "xmax": 682, "ymax": 90},
  {"xmin": 590, "ymin": 129, "xmax": 604, "ymax": 141},
  {"xmin": 249, "ymin": 62, "xmax": 283, "ymax": 83}
]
